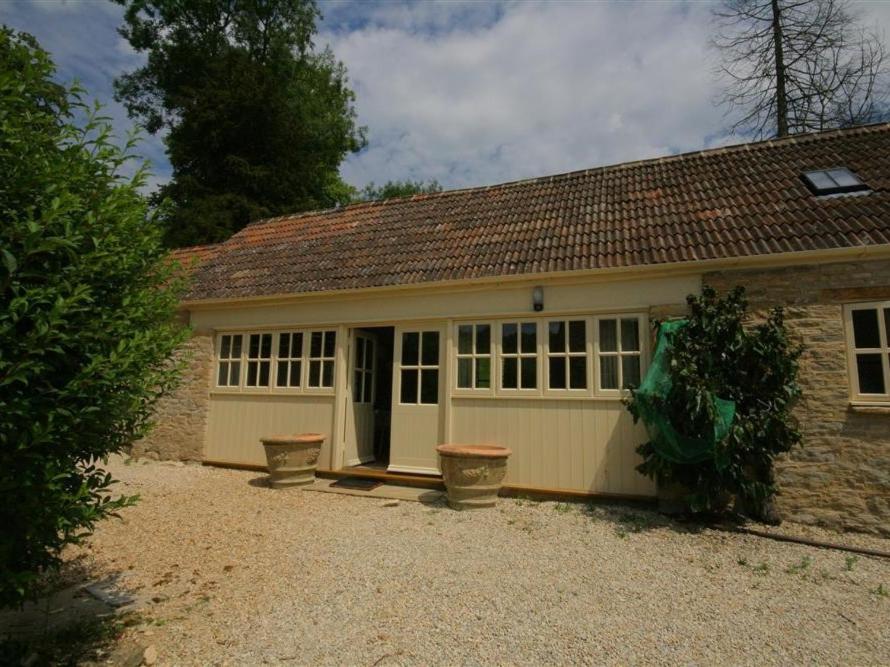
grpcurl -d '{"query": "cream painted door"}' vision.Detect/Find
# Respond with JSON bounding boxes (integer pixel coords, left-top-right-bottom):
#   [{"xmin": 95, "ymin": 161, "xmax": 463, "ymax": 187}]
[
  {"xmin": 389, "ymin": 325, "xmax": 444, "ymax": 475},
  {"xmin": 343, "ymin": 330, "xmax": 377, "ymax": 466}
]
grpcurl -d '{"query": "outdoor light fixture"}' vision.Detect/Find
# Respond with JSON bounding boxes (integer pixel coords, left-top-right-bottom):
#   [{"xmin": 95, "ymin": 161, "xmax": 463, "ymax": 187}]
[{"xmin": 533, "ymin": 286, "xmax": 544, "ymax": 311}]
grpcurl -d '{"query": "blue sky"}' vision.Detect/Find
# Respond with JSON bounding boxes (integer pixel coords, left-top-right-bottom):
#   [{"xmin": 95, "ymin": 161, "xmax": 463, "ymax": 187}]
[{"xmin": 3, "ymin": 0, "xmax": 890, "ymax": 194}]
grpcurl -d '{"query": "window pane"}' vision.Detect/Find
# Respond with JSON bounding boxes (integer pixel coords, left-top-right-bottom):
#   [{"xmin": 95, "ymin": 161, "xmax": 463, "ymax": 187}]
[
  {"xmin": 502, "ymin": 324, "xmax": 518, "ymax": 354},
  {"xmin": 309, "ymin": 360, "xmax": 321, "ymax": 386},
  {"xmin": 549, "ymin": 357, "xmax": 567, "ymax": 389},
  {"xmin": 476, "ymin": 325, "xmax": 491, "ymax": 355},
  {"xmin": 622, "ymin": 356, "xmax": 641, "ymax": 388},
  {"xmin": 261, "ymin": 334, "xmax": 272, "ymax": 358},
  {"xmin": 221, "ymin": 335, "xmax": 231, "ymax": 359},
  {"xmin": 278, "ymin": 333, "xmax": 290, "ymax": 359},
  {"xmin": 856, "ymin": 354, "xmax": 886, "ymax": 394},
  {"xmin": 322, "ymin": 360, "xmax": 334, "ymax": 387},
  {"xmin": 218, "ymin": 362, "xmax": 228, "ymax": 386},
  {"xmin": 354, "ymin": 371, "xmax": 363, "ymax": 401},
  {"xmin": 569, "ymin": 321, "xmax": 586, "ymax": 353},
  {"xmin": 885, "ymin": 309, "xmax": 890, "ymax": 345},
  {"xmin": 457, "ymin": 358, "xmax": 472, "ymax": 388},
  {"xmin": 401, "ymin": 369, "xmax": 418, "ymax": 403},
  {"xmin": 458, "ymin": 325, "xmax": 473, "ymax": 354},
  {"xmin": 521, "ymin": 357, "xmax": 536, "ymax": 388},
  {"xmin": 570, "ymin": 357, "xmax": 587, "ymax": 389},
  {"xmin": 310, "ymin": 332, "xmax": 323, "ymax": 358},
  {"xmin": 365, "ymin": 340, "xmax": 374, "ymax": 371},
  {"xmin": 259, "ymin": 361, "xmax": 270, "ymax": 386},
  {"xmin": 503, "ymin": 357, "xmax": 518, "ymax": 389},
  {"xmin": 277, "ymin": 361, "xmax": 288, "ymax": 387},
  {"xmin": 828, "ymin": 168, "xmax": 860, "ymax": 188},
  {"xmin": 363, "ymin": 372, "xmax": 373, "ymax": 403},
  {"xmin": 289, "ymin": 361, "xmax": 301, "ymax": 387},
  {"xmin": 249, "ymin": 334, "xmax": 260, "ymax": 358},
  {"xmin": 421, "ymin": 331, "xmax": 439, "ymax": 366},
  {"xmin": 549, "ymin": 321, "xmax": 566, "ymax": 353},
  {"xmin": 521, "ymin": 322, "xmax": 536, "ymax": 353},
  {"xmin": 402, "ymin": 332, "xmax": 419, "ymax": 365},
  {"xmin": 621, "ymin": 319, "xmax": 640, "ymax": 352},
  {"xmin": 229, "ymin": 361, "xmax": 240, "ymax": 385},
  {"xmin": 600, "ymin": 356, "xmax": 618, "ymax": 389},
  {"xmin": 356, "ymin": 337, "xmax": 365, "ymax": 367},
  {"xmin": 247, "ymin": 362, "xmax": 258, "ymax": 386},
  {"xmin": 230, "ymin": 335, "xmax": 241, "ymax": 358},
  {"xmin": 476, "ymin": 357, "xmax": 491, "ymax": 389},
  {"xmin": 323, "ymin": 331, "xmax": 336, "ymax": 358},
  {"xmin": 600, "ymin": 320, "xmax": 618, "ymax": 352},
  {"xmin": 852, "ymin": 309, "xmax": 881, "ymax": 349},
  {"xmin": 420, "ymin": 369, "xmax": 438, "ymax": 404}
]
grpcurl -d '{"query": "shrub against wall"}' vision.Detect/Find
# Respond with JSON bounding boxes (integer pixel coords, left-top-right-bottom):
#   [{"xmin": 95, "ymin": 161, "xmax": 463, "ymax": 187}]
[
  {"xmin": 627, "ymin": 286, "xmax": 803, "ymax": 519},
  {"xmin": 0, "ymin": 29, "xmax": 186, "ymax": 607}
]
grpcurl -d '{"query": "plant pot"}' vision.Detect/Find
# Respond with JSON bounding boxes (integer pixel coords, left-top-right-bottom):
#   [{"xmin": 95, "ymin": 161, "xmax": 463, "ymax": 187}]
[
  {"xmin": 261, "ymin": 433, "xmax": 324, "ymax": 488},
  {"xmin": 437, "ymin": 444, "xmax": 512, "ymax": 510}
]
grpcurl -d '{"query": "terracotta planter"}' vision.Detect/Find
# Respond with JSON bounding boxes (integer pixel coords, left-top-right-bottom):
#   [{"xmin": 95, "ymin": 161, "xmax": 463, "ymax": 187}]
[
  {"xmin": 261, "ymin": 433, "xmax": 324, "ymax": 488},
  {"xmin": 437, "ymin": 444, "xmax": 512, "ymax": 510}
]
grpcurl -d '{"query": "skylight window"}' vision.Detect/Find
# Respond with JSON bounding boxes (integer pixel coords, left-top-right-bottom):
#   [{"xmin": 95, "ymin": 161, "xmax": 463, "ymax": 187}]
[{"xmin": 802, "ymin": 168, "xmax": 869, "ymax": 196}]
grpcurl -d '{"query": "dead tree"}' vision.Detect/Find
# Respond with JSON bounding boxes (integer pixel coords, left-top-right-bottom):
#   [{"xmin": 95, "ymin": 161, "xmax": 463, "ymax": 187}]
[{"xmin": 713, "ymin": 0, "xmax": 889, "ymax": 138}]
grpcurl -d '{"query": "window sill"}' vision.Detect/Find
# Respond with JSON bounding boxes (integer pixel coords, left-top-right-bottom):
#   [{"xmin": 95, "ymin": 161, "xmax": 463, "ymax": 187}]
[
  {"xmin": 848, "ymin": 402, "xmax": 890, "ymax": 414},
  {"xmin": 210, "ymin": 389, "xmax": 335, "ymax": 398}
]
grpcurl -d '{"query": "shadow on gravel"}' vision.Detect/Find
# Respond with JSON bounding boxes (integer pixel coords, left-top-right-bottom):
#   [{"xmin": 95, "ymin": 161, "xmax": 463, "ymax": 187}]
[
  {"xmin": 247, "ymin": 475, "xmax": 271, "ymax": 488},
  {"xmin": 0, "ymin": 556, "xmax": 145, "ymax": 666}
]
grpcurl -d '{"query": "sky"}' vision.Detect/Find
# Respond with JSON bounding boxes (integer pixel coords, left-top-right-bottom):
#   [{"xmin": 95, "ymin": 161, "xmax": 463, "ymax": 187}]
[{"xmin": 3, "ymin": 0, "xmax": 890, "ymax": 194}]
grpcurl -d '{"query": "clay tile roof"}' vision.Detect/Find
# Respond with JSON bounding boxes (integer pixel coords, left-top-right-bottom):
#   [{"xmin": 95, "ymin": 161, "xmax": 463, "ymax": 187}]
[
  {"xmin": 168, "ymin": 243, "xmax": 222, "ymax": 276},
  {"xmin": 186, "ymin": 123, "xmax": 890, "ymax": 302}
]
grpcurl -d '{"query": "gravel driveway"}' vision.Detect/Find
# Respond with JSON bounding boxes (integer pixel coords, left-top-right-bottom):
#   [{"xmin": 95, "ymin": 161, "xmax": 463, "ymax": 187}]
[{"xmin": 66, "ymin": 457, "xmax": 889, "ymax": 666}]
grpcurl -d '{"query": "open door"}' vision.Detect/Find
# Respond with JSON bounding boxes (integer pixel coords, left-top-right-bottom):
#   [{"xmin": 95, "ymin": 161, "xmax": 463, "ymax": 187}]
[
  {"xmin": 343, "ymin": 329, "xmax": 377, "ymax": 466},
  {"xmin": 389, "ymin": 325, "xmax": 444, "ymax": 475}
]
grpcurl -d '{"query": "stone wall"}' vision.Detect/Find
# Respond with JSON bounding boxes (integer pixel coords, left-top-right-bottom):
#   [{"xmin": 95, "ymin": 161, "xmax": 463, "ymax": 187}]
[
  {"xmin": 131, "ymin": 327, "xmax": 214, "ymax": 462},
  {"xmin": 705, "ymin": 259, "xmax": 890, "ymax": 537}
]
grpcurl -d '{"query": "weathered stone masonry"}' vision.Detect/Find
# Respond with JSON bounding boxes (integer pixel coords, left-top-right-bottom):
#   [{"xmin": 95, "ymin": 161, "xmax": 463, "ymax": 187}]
[
  {"xmin": 131, "ymin": 328, "xmax": 214, "ymax": 462},
  {"xmin": 706, "ymin": 259, "xmax": 890, "ymax": 537}
]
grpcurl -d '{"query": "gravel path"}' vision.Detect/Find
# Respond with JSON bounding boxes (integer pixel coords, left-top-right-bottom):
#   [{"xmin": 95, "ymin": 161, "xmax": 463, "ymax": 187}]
[{"xmin": 68, "ymin": 457, "xmax": 890, "ymax": 666}]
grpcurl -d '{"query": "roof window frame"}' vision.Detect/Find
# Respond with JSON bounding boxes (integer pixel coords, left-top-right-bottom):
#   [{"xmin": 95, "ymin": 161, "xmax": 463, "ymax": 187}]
[{"xmin": 801, "ymin": 167, "xmax": 869, "ymax": 196}]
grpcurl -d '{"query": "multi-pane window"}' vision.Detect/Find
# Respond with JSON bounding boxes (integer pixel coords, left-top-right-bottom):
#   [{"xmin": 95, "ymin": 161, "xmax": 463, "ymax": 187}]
[
  {"xmin": 547, "ymin": 320, "xmax": 588, "ymax": 390},
  {"xmin": 501, "ymin": 321, "xmax": 537, "ymax": 389},
  {"xmin": 847, "ymin": 302, "xmax": 890, "ymax": 400},
  {"xmin": 276, "ymin": 332, "xmax": 303, "ymax": 388},
  {"xmin": 353, "ymin": 336, "xmax": 375, "ymax": 403},
  {"xmin": 308, "ymin": 331, "xmax": 336, "ymax": 388},
  {"xmin": 246, "ymin": 333, "xmax": 272, "ymax": 387},
  {"xmin": 400, "ymin": 331, "xmax": 439, "ymax": 404},
  {"xmin": 597, "ymin": 317, "xmax": 642, "ymax": 390},
  {"xmin": 456, "ymin": 323, "xmax": 492, "ymax": 389},
  {"xmin": 217, "ymin": 334, "xmax": 242, "ymax": 387}
]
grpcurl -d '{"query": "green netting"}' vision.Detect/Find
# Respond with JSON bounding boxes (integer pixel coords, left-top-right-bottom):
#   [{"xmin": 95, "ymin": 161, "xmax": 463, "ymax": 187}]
[{"xmin": 634, "ymin": 320, "xmax": 736, "ymax": 467}]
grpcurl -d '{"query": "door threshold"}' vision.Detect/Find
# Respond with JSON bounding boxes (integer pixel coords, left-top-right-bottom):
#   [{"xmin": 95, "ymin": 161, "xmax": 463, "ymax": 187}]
[
  {"xmin": 316, "ymin": 467, "xmax": 444, "ymax": 490},
  {"xmin": 305, "ymin": 478, "xmax": 445, "ymax": 504}
]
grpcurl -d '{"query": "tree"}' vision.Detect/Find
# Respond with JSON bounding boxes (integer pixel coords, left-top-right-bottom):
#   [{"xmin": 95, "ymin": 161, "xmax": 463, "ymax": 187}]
[
  {"xmin": 0, "ymin": 28, "xmax": 187, "ymax": 607},
  {"xmin": 356, "ymin": 179, "xmax": 443, "ymax": 202},
  {"xmin": 626, "ymin": 287, "xmax": 803, "ymax": 520},
  {"xmin": 713, "ymin": 0, "xmax": 890, "ymax": 138},
  {"xmin": 114, "ymin": 0, "xmax": 367, "ymax": 247}
]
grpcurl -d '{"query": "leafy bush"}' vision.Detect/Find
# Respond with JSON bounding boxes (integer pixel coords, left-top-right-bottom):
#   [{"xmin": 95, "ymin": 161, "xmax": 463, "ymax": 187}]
[
  {"xmin": 0, "ymin": 28, "xmax": 187, "ymax": 607},
  {"xmin": 627, "ymin": 286, "xmax": 803, "ymax": 519}
]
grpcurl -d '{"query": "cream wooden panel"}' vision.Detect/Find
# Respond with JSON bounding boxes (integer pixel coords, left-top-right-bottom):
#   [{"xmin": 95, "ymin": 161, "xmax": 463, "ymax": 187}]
[
  {"xmin": 450, "ymin": 397, "xmax": 655, "ymax": 497},
  {"xmin": 343, "ymin": 331, "xmax": 377, "ymax": 466},
  {"xmin": 205, "ymin": 394, "xmax": 336, "ymax": 467},
  {"xmin": 190, "ymin": 275, "xmax": 700, "ymax": 330},
  {"xmin": 389, "ymin": 325, "xmax": 445, "ymax": 475}
]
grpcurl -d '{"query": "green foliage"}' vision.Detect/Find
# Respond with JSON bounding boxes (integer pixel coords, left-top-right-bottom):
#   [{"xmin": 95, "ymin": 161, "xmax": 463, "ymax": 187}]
[
  {"xmin": 114, "ymin": 0, "xmax": 367, "ymax": 247},
  {"xmin": 357, "ymin": 179, "xmax": 443, "ymax": 202},
  {"xmin": 0, "ymin": 28, "xmax": 187, "ymax": 608},
  {"xmin": 627, "ymin": 286, "xmax": 803, "ymax": 518}
]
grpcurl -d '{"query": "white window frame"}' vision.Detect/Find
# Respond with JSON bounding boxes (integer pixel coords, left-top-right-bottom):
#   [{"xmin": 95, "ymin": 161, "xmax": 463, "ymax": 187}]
[
  {"xmin": 593, "ymin": 314, "xmax": 647, "ymax": 397},
  {"xmin": 245, "ymin": 332, "xmax": 273, "ymax": 389},
  {"xmin": 398, "ymin": 329, "xmax": 441, "ymax": 405},
  {"xmin": 844, "ymin": 301, "xmax": 890, "ymax": 404},
  {"xmin": 544, "ymin": 318, "xmax": 593, "ymax": 396},
  {"xmin": 453, "ymin": 322, "xmax": 494, "ymax": 395},
  {"xmin": 306, "ymin": 329, "xmax": 337, "ymax": 391},
  {"xmin": 275, "ymin": 331, "xmax": 305, "ymax": 390},
  {"xmin": 215, "ymin": 333, "xmax": 244, "ymax": 389},
  {"xmin": 353, "ymin": 335, "xmax": 375, "ymax": 404},
  {"xmin": 496, "ymin": 320, "xmax": 541, "ymax": 396}
]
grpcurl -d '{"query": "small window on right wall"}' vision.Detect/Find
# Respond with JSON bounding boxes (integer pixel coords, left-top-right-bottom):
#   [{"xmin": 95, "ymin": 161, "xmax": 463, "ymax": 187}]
[
  {"xmin": 845, "ymin": 302, "xmax": 890, "ymax": 402},
  {"xmin": 596, "ymin": 315, "xmax": 643, "ymax": 391}
]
